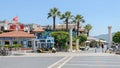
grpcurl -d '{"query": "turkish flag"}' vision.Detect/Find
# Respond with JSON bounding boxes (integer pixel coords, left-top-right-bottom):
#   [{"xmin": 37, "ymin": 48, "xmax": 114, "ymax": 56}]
[
  {"xmin": 13, "ymin": 16, "xmax": 18, "ymax": 22},
  {"xmin": 20, "ymin": 24, "xmax": 24, "ymax": 29},
  {"xmin": 10, "ymin": 24, "xmax": 16, "ymax": 29}
]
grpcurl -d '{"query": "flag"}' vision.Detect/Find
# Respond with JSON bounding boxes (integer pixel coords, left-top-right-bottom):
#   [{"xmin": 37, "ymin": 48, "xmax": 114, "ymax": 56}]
[{"xmin": 13, "ymin": 16, "xmax": 18, "ymax": 22}]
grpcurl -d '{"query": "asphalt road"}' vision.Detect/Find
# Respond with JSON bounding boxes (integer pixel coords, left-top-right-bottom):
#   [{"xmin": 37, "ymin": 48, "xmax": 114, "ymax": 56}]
[
  {"xmin": 62, "ymin": 56, "xmax": 120, "ymax": 68},
  {"xmin": 0, "ymin": 56, "xmax": 63, "ymax": 68},
  {"xmin": 1, "ymin": 55, "xmax": 120, "ymax": 68},
  {"xmin": 0, "ymin": 47, "xmax": 120, "ymax": 68}
]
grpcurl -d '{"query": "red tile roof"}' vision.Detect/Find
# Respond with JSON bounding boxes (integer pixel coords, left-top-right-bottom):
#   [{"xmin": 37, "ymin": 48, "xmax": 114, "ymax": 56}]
[
  {"xmin": 6, "ymin": 29, "xmax": 24, "ymax": 31},
  {"xmin": 0, "ymin": 30, "xmax": 35, "ymax": 38}
]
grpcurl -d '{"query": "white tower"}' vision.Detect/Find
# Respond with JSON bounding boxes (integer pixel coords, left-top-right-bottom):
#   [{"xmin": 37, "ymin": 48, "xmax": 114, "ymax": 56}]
[{"xmin": 108, "ymin": 26, "xmax": 112, "ymax": 48}]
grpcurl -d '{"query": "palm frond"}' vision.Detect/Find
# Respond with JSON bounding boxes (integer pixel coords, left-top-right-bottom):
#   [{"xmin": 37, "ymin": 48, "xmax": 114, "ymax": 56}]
[
  {"xmin": 47, "ymin": 13, "xmax": 52, "ymax": 19},
  {"xmin": 74, "ymin": 14, "xmax": 85, "ymax": 23},
  {"xmin": 60, "ymin": 14, "xmax": 65, "ymax": 19}
]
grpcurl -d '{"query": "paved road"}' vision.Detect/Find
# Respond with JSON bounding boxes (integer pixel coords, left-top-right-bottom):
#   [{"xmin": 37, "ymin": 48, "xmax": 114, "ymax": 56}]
[
  {"xmin": 62, "ymin": 56, "xmax": 120, "ymax": 68},
  {"xmin": 0, "ymin": 56, "xmax": 63, "ymax": 68},
  {"xmin": 0, "ymin": 48, "xmax": 120, "ymax": 68}
]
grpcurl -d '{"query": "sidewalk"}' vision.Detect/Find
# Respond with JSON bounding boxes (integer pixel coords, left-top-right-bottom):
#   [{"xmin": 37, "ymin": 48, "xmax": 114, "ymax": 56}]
[
  {"xmin": 0, "ymin": 48, "xmax": 117, "ymax": 57},
  {"xmin": 3, "ymin": 52, "xmax": 115, "ymax": 58}
]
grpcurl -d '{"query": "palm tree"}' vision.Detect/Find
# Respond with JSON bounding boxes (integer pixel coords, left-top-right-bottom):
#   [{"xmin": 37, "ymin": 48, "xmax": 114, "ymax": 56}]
[
  {"xmin": 84, "ymin": 24, "xmax": 92, "ymax": 37},
  {"xmin": 73, "ymin": 14, "xmax": 85, "ymax": 36},
  {"xmin": 60, "ymin": 11, "xmax": 73, "ymax": 31},
  {"xmin": 47, "ymin": 7, "xmax": 61, "ymax": 31}
]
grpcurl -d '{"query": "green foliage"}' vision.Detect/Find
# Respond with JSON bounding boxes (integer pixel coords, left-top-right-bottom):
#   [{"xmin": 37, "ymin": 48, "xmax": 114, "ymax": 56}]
[
  {"xmin": 60, "ymin": 11, "xmax": 73, "ymax": 31},
  {"xmin": 72, "ymin": 37, "xmax": 77, "ymax": 42},
  {"xmin": 73, "ymin": 14, "xmax": 85, "ymax": 23},
  {"xmin": 11, "ymin": 44, "xmax": 16, "ymax": 48},
  {"xmin": 72, "ymin": 36, "xmax": 78, "ymax": 42},
  {"xmin": 17, "ymin": 44, "xmax": 23, "ymax": 48},
  {"xmin": 84, "ymin": 24, "xmax": 92, "ymax": 31},
  {"xmin": 50, "ymin": 31, "xmax": 69, "ymax": 43},
  {"xmin": 64, "ymin": 45, "xmax": 69, "ymax": 49},
  {"xmin": 50, "ymin": 31, "xmax": 70, "ymax": 51},
  {"xmin": 47, "ymin": 7, "xmax": 61, "ymax": 30},
  {"xmin": 78, "ymin": 34, "xmax": 87, "ymax": 44},
  {"xmin": 11, "ymin": 44, "xmax": 22, "ymax": 48},
  {"xmin": 113, "ymin": 31, "xmax": 120, "ymax": 43},
  {"xmin": 73, "ymin": 14, "xmax": 85, "ymax": 36},
  {"xmin": 84, "ymin": 24, "xmax": 92, "ymax": 36},
  {"xmin": 61, "ymin": 11, "xmax": 73, "ymax": 19},
  {"xmin": 47, "ymin": 7, "xmax": 61, "ymax": 18},
  {"xmin": 4, "ymin": 45, "xmax": 9, "ymax": 48}
]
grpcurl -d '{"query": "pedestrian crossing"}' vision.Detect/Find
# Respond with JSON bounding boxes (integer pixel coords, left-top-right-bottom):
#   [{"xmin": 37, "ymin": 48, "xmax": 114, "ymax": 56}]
[{"xmin": 62, "ymin": 56, "xmax": 120, "ymax": 68}]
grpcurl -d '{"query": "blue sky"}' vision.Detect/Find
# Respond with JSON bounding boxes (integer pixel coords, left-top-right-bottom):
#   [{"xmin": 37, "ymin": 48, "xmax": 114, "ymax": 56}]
[{"xmin": 0, "ymin": 0, "xmax": 120, "ymax": 36}]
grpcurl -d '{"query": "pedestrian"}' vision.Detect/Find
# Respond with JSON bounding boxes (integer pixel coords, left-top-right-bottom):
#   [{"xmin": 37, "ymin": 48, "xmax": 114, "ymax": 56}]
[
  {"xmin": 116, "ymin": 44, "xmax": 118, "ymax": 50},
  {"xmin": 101, "ymin": 44, "xmax": 104, "ymax": 53},
  {"xmin": 118, "ymin": 44, "xmax": 120, "ymax": 50}
]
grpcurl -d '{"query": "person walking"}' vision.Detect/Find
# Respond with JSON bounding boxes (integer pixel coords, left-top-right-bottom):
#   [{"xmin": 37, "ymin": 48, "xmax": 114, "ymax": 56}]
[{"xmin": 101, "ymin": 44, "xmax": 104, "ymax": 53}]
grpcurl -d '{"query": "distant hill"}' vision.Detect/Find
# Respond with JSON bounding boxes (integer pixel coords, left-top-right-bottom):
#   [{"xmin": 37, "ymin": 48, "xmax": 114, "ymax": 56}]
[{"xmin": 93, "ymin": 33, "xmax": 115, "ymax": 42}]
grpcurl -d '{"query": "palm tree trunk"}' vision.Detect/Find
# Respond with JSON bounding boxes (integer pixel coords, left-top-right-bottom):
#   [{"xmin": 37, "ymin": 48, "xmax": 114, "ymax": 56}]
[
  {"xmin": 66, "ymin": 19, "xmax": 68, "ymax": 31},
  {"xmin": 77, "ymin": 22, "xmax": 79, "ymax": 36},
  {"xmin": 53, "ymin": 16, "xmax": 56, "ymax": 31},
  {"xmin": 87, "ymin": 31, "xmax": 89, "ymax": 37}
]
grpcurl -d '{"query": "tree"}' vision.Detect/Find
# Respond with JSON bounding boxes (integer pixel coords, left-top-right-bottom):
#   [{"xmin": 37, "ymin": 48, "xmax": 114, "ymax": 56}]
[
  {"xmin": 113, "ymin": 31, "xmax": 120, "ymax": 43},
  {"xmin": 50, "ymin": 31, "xmax": 69, "ymax": 50},
  {"xmin": 84, "ymin": 24, "xmax": 92, "ymax": 36},
  {"xmin": 47, "ymin": 7, "xmax": 61, "ymax": 30},
  {"xmin": 78, "ymin": 34, "xmax": 87, "ymax": 45},
  {"xmin": 60, "ymin": 11, "xmax": 73, "ymax": 31},
  {"xmin": 73, "ymin": 14, "xmax": 85, "ymax": 36}
]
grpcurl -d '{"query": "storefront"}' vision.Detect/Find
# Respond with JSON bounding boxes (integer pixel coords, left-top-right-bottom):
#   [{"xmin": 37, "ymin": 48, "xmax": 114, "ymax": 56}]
[
  {"xmin": 0, "ymin": 30, "xmax": 35, "ymax": 48},
  {"xmin": 32, "ymin": 28, "xmax": 55, "ymax": 52}
]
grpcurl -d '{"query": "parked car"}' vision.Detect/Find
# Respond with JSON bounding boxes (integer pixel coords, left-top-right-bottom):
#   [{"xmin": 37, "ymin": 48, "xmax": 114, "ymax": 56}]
[
  {"xmin": 37, "ymin": 47, "xmax": 56, "ymax": 53},
  {"xmin": 80, "ymin": 46, "xmax": 89, "ymax": 51},
  {"xmin": 115, "ymin": 50, "xmax": 120, "ymax": 54},
  {"xmin": 109, "ymin": 45, "xmax": 117, "ymax": 53}
]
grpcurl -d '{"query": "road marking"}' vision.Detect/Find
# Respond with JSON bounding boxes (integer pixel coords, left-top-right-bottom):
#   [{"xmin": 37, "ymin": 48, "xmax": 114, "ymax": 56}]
[
  {"xmin": 69, "ymin": 60, "xmax": 120, "ymax": 63},
  {"xmin": 48, "ymin": 56, "xmax": 71, "ymax": 68},
  {"xmin": 65, "ymin": 64, "xmax": 120, "ymax": 66},
  {"xmin": 58, "ymin": 56, "xmax": 73, "ymax": 68}
]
